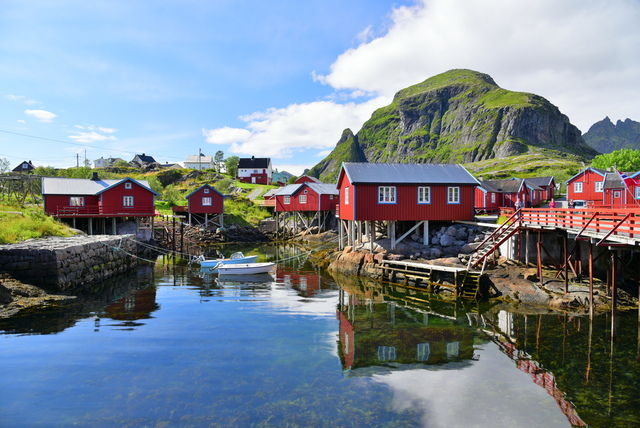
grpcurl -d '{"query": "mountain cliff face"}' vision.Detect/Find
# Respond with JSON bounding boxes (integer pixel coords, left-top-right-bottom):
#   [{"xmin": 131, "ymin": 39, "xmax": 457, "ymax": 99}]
[
  {"xmin": 583, "ymin": 117, "xmax": 640, "ymax": 153},
  {"xmin": 308, "ymin": 69, "xmax": 598, "ymax": 182}
]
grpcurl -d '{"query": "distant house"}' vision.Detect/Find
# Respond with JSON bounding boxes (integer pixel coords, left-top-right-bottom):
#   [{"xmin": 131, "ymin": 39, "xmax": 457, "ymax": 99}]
[
  {"xmin": 42, "ymin": 173, "xmax": 159, "ymax": 235},
  {"xmin": 271, "ymin": 169, "xmax": 293, "ymax": 186},
  {"xmin": 94, "ymin": 157, "xmax": 125, "ymax": 168},
  {"xmin": 526, "ymin": 176, "xmax": 556, "ymax": 201},
  {"xmin": 295, "ymin": 175, "xmax": 321, "ymax": 184},
  {"xmin": 237, "ymin": 156, "xmax": 272, "ymax": 184},
  {"xmin": 184, "ymin": 154, "xmax": 214, "ymax": 170},
  {"xmin": 336, "ymin": 162, "xmax": 479, "ymax": 249},
  {"xmin": 12, "ymin": 160, "xmax": 35, "ymax": 174},
  {"xmin": 565, "ymin": 167, "xmax": 608, "ymax": 207},
  {"xmin": 184, "ymin": 184, "xmax": 225, "ymax": 228},
  {"xmin": 131, "ymin": 153, "xmax": 157, "ymax": 168},
  {"xmin": 474, "ymin": 178, "xmax": 544, "ymax": 212}
]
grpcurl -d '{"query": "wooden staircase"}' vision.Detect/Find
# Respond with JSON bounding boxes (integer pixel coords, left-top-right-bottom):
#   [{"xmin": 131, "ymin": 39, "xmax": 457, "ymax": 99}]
[
  {"xmin": 459, "ymin": 271, "xmax": 483, "ymax": 299},
  {"xmin": 468, "ymin": 211, "xmax": 522, "ymax": 270}
]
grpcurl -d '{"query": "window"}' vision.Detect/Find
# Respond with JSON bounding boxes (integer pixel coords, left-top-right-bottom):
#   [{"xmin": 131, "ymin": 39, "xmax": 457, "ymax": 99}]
[
  {"xmin": 378, "ymin": 186, "xmax": 396, "ymax": 203},
  {"xmin": 595, "ymin": 181, "xmax": 603, "ymax": 192},
  {"xmin": 344, "ymin": 187, "xmax": 349, "ymax": 204},
  {"xmin": 491, "ymin": 192, "xmax": 496, "ymax": 203},
  {"xmin": 123, "ymin": 196, "xmax": 134, "ymax": 206},
  {"xmin": 284, "ymin": 196, "xmax": 291, "ymax": 204},
  {"xmin": 636, "ymin": 187, "xmax": 640, "ymax": 199},
  {"xmin": 447, "ymin": 187, "xmax": 460, "ymax": 204},
  {"xmin": 377, "ymin": 346, "xmax": 396, "ymax": 362},
  {"xmin": 447, "ymin": 342, "xmax": 460, "ymax": 359},
  {"xmin": 417, "ymin": 342, "xmax": 431, "ymax": 362},
  {"xmin": 614, "ymin": 191, "xmax": 621, "ymax": 198},
  {"xmin": 574, "ymin": 182, "xmax": 583, "ymax": 193},
  {"xmin": 204, "ymin": 188, "xmax": 209, "ymax": 194},
  {"xmin": 124, "ymin": 182, "xmax": 132, "ymax": 189},
  {"xmin": 202, "ymin": 197, "xmax": 212, "ymax": 206},
  {"xmin": 418, "ymin": 186, "xmax": 431, "ymax": 204},
  {"xmin": 22, "ymin": 163, "xmax": 28, "ymax": 169},
  {"xmin": 299, "ymin": 195, "xmax": 307, "ymax": 204},
  {"xmin": 70, "ymin": 197, "xmax": 84, "ymax": 206}
]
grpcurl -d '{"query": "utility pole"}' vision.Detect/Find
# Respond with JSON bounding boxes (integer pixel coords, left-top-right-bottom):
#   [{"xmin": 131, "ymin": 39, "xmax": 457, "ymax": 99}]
[
  {"xmin": 76, "ymin": 153, "xmax": 80, "ymax": 167},
  {"xmin": 198, "ymin": 148, "xmax": 202, "ymax": 171}
]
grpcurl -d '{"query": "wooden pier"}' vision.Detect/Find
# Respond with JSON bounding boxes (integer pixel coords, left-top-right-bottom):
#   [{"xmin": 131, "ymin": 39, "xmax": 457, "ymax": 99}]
[{"xmin": 378, "ymin": 260, "xmax": 483, "ymax": 299}]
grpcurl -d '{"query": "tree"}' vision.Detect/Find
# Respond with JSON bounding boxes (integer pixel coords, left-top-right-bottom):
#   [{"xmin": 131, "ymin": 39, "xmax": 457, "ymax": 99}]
[
  {"xmin": 33, "ymin": 165, "xmax": 58, "ymax": 177},
  {"xmin": 0, "ymin": 158, "xmax": 10, "ymax": 173},
  {"xmin": 225, "ymin": 156, "xmax": 240, "ymax": 178},
  {"xmin": 592, "ymin": 149, "xmax": 640, "ymax": 172},
  {"xmin": 214, "ymin": 150, "xmax": 225, "ymax": 172}
]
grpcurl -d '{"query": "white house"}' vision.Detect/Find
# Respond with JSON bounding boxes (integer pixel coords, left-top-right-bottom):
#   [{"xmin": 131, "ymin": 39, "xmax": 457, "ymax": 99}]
[{"xmin": 185, "ymin": 154, "xmax": 214, "ymax": 170}]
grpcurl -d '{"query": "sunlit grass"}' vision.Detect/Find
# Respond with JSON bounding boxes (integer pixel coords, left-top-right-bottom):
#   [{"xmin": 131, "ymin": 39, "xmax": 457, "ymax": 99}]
[{"xmin": 0, "ymin": 205, "xmax": 72, "ymax": 244}]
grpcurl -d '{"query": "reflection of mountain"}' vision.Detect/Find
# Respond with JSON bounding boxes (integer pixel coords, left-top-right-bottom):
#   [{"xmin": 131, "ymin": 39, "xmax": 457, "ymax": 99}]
[{"xmin": 336, "ymin": 278, "xmax": 480, "ymax": 374}]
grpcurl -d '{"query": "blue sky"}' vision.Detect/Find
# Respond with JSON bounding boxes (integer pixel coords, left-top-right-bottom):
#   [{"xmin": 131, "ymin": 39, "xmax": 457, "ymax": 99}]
[{"xmin": 1, "ymin": 0, "xmax": 639, "ymax": 176}]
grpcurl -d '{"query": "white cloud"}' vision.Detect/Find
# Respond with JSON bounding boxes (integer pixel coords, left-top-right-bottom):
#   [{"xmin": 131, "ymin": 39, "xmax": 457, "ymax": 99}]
[
  {"xmin": 68, "ymin": 131, "xmax": 117, "ymax": 144},
  {"xmin": 317, "ymin": 0, "xmax": 640, "ymax": 131},
  {"xmin": 24, "ymin": 109, "xmax": 56, "ymax": 122},
  {"xmin": 204, "ymin": 97, "xmax": 388, "ymax": 159},
  {"xmin": 5, "ymin": 94, "xmax": 38, "ymax": 104}
]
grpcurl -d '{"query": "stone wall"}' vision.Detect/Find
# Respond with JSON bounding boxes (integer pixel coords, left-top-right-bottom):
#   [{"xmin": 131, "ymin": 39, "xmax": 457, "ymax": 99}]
[{"xmin": 0, "ymin": 235, "xmax": 138, "ymax": 293}]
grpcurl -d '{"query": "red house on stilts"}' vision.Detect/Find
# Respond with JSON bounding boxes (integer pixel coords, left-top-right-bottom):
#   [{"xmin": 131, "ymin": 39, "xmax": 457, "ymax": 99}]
[
  {"xmin": 274, "ymin": 182, "xmax": 339, "ymax": 234},
  {"xmin": 42, "ymin": 173, "xmax": 159, "ymax": 236},
  {"xmin": 184, "ymin": 184, "xmax": 225, "ymax": 228},
  {"xmin": 336, "ymin": 162, "xmax": 479, "ymax": 250}
]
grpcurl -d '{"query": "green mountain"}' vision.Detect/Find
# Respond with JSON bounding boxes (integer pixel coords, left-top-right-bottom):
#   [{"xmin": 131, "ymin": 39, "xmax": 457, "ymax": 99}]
[
  {"xmin": 583, "ymin": 117, "xmax": 640, "ymax": 153},
  {"xmin": 308, "ymin": 69, "xmax": 598, "ymax": 182}
]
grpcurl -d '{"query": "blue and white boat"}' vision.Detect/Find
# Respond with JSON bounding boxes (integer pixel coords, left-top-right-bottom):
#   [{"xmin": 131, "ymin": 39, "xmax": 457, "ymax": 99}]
[{"xmin": 191, "ymin": 252, "xmax": 258, "ymax": 269}]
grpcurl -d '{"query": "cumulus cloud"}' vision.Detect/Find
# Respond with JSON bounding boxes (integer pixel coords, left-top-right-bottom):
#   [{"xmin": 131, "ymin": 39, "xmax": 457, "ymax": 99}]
[
  {"xmin": 204, "ymin": 97, "xmax": 389, "ymax": 158},
  {"xmin": 204, "ymin": 0, "xmax": 640, "ymax": 167},
  {"xmin": 68, "ymin": 124, "xmax": 118, "ymax": 143},
  {"xmin": 5, "ymin": 94, "xmax": 38, "ymax": 104},
  {"xmin": 24, "ymin": 109, "xmax": 56, "ymax": 122}
]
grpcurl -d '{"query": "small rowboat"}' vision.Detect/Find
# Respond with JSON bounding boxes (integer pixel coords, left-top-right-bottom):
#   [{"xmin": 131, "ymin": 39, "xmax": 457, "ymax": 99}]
[
  {"xmin": 191, "ymin": 252, "xmax": 258, "ymax": 268},
  {"xmin": 215, "ymin": 262, "xmax": 276, "ymax": 275}
]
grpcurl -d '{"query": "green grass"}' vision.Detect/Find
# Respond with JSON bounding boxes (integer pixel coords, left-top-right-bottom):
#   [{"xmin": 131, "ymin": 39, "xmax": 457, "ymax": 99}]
[{"xmin": 0, "ymin": 201, "xmax": 72, "ymax": 244}]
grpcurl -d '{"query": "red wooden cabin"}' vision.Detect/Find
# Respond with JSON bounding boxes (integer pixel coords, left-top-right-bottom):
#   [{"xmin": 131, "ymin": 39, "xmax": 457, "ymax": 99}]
[
  {"xmin": 565, "ymin": 167, "xmax": 607, "ymax": 207},
  {"xmin": 599, "ymin": 171, "xmax": 640, "ymax": 209},
  {"xmin": 526, "ymin": 176, "xmax": 556, "ymax": 201},
  {"xmin": 42, "ymin": 175, "xmax": 158, "ymax": 235},
  {"xmin": 184, "ymin": 184, "xmax": 225, "ymax": 228},
  {"xmin": 336, "ymin": 163, "xmax": 479, "ymax": 249},
  {"xmin": 475, "ymin": 178, "xmax": 544, "ymax": 213},
  {"xmin": 274, "ymin": 182, "xmax": 338, "ymax": 233}
]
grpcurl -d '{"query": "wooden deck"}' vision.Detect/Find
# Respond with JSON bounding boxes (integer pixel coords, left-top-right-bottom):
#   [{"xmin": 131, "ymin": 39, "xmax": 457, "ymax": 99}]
[{"xmin": 378, "ymin": 260, "xmax": 483, "ymax": 299}]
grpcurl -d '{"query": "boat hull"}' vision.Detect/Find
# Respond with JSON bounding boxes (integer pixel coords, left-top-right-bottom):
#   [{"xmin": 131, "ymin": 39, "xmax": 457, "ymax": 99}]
[
  {"xmin": 216, "ymin": 262, "xmax": 276, "ymax": 275},
  {"xmin": 200, "ymin": 255, "xmax": 258, "ymax": 268}
]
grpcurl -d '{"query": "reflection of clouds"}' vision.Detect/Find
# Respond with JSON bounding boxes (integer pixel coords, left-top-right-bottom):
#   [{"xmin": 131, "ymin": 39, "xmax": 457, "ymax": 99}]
[
  {"xmin": 267, "ymin": 282, "xmax": 339, "ymax": 318},
  {"xmin": 371, "ymin": 344, "xmax": 570, "ymax": 428}
]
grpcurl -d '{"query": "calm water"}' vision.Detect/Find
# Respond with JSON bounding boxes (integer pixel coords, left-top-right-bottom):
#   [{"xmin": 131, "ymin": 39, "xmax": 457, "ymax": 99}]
[{"xmin": 1, "ymin": 244, "xmax": 639, "ymax": 427}]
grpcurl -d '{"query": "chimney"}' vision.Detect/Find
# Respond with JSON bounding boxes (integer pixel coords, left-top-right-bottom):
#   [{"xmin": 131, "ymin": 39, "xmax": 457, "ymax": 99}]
[{"xmin": 91, "ymin": 172, "xmax": 99, "ymax": 181}]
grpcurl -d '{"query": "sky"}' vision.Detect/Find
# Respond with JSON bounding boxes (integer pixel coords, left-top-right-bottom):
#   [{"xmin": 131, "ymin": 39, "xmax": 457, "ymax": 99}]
[{"xmin": 1, "ymin": 0, "xmax": 639, "ymax": 176}]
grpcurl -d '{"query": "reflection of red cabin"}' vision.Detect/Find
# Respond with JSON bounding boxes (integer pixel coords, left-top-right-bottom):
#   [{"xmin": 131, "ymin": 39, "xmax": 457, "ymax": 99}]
[
  {"xmin": 184, "ymin": 184, "xmax": 225, "ymax": 228},
  {"xmin": 565, "ymin": 167, "xmax": 607, "ymax": 207},
  {"xmin": 42, "ymin": 174, "xmax": 158, "ymax": 234},
  {"xmin": 275, "ymin": 182, "xmax": 338, "ymax": 212}
]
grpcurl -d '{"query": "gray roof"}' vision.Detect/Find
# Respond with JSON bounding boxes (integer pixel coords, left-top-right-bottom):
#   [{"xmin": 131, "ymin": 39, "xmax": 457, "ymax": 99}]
[
  {"xmin": 42, "ymin": 177, "xmax": 155, "ymax": 195},
  {"xmin": 526, "ymin": 176, "xmax": 555, "ymax": 187},
  {"xmin": 340, "ymin": 163, "xmax": 479, "ymax": 185},
  {"xmin": 275, "ymin": 182, "xmax": 339, "ymax": 197},
  {"xmin": 603, "ymin": 172, "xmax": 624, "ymax": 189},
  {"xmin": 480, "ymin": 178, "xmax": 524, "ymax": 193}
]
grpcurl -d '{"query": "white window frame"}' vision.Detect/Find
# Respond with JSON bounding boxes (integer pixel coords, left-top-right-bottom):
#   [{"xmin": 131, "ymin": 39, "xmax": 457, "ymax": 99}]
[
  {"xmin": 284, "ymin": 196, "xmax": 291, "ymax": 204},
  {"xmin": 595, "ymin": 181, "xmax": 603, "ymax": 192},
  {"xmin": 636, "ymin": 187, "xmax": 640, "ymax": 199},
  {"xmin": 70, "ymin": 197, "xmax": 84, "ymax": 206},
  {"xmin": 202, "ymin": 197, "xmax": 212, "ymax": 206},
  {"xmin": 124, "ymin": 182, "xmax": 132, "ymax": 189},
  {"xmin": 491, "ymin": 192, "xmax": 496, "ymax": 203},
  {"xmin": 447, "ymin": 187, "xmax": 460, "ymax": 204},
  {"xmin": 417, "ymin": 186, "xmax": 431, "ymax": 204},
  {"xmin": 123, "ymin": 196, "xmax": 134, "ymax": 207},
  {"xmin": 574, "ymin": 182, "xmax": 583, "ymax": 193},
  {"xmin": 299, "ymin": 194, "xmax": 307, "ymax": 204},
  {"xmin": 344, "ymin": 187, "xmax": 349, "ymax": 205},
  {"xmin": 378, "ymin": 186, "xmax": 396, "ymax": 204},
  {"xmin": 204, "ymin": 188, "xmax": 210, "ymax": 194}
]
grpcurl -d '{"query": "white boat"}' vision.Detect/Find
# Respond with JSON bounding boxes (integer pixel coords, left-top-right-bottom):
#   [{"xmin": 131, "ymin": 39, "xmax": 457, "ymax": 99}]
[
  {"xmin": 216, "ymin": 262, "xmax": 276, "ymax": 275},
  {"xmin": 191, "ymin": 252, "xmax": 258, "ymax": 268}
]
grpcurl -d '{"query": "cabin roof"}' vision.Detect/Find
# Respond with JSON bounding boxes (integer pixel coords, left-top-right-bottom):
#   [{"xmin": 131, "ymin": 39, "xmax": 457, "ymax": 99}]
[
  {"xmin": 526, "ymin": 176, "xmax": 555, "ymax": 187},
  {"xmin": 340, "ymin": 163, "xmax": 479, "ymax": 185},
  {"xmin": 42, "ymin": 177, "xmax": 156, "ymax": 196},
  {"xmin": 275, "ymin": 182, "xmax": 338, "ymax": 197},
  {"xmin": 238, "ymin": 157, "xmax": 271, "ymax": 168},
  {"xmin": 565, "ymin": 167, "xmax": 607, "ymax": 183},
  {"xmin": 185, "ymin": 184, "xmax": 223, "ymax": 198}
]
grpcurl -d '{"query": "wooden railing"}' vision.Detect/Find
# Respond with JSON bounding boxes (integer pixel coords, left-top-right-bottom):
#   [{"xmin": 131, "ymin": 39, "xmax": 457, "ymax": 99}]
[
  {"xmin": 519, "ymin": 208, "xmax": 640, "ymax": 243},
  {"xmin": 55, "ymin": 205, "xmax": 157, "ymax": 217}
]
